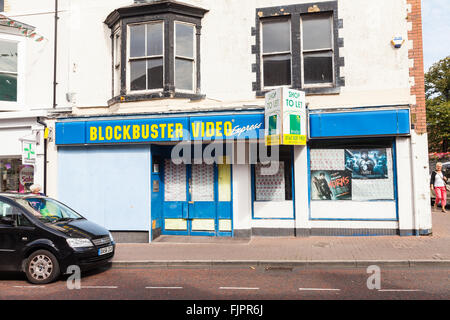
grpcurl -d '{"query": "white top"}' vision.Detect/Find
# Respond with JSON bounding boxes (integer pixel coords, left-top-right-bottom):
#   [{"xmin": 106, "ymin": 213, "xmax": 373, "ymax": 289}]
[{"xmin": 434, "ymin": 171, "xmax": 446, "ymax": 187}]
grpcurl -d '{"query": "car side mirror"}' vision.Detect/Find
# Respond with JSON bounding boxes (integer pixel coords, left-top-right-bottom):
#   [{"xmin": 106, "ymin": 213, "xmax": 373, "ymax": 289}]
[{"xmin": 0, "ymin": 216, "xmax": 16, "ymax": 226}]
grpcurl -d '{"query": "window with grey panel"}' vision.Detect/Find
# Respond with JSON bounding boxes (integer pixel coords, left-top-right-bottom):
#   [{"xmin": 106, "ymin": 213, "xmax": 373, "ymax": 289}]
[
  {"xmin": 175, "ymin": 22, "xmax": 195, "ymax": 91},
  {"xmin": 261, "ymin": 18, "xmax": 291, "ymax": 88},
  {"xmin": 129, "ymin": 22, "xmax": 163, "ymax": 91},
  {"xmin": 301, "ymin": 13, "xmax": 334, "ymax": 85}
]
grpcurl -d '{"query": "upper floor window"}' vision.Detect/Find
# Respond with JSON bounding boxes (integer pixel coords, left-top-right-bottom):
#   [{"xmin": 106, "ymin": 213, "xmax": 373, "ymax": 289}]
[
  {"xmin": 175, "ymin": 22, "xmax": 196, "ymax": 92},
  {"xmin": 105, "ymin": 0, "xmax": 208, "ymax": 104},
  {"xmin": 0, "ymin": 39, "xmax": 17, "ymax": 102},
  {"xmin": 254, "ymin": 1, "xmax": 343, "ymax": 96},
  {"xmin": 129, "ymin": 22, "xmax": 164, "ymax": 91},
  {"xmin": 261, "ymin": 18, "xmax": 291, "ymax": 88},
  {"xmin": 0, "ymin": 33, "xmax": 25, "ymax": 109},
  {"xmin": 301, "ymin": 13, "xmax": 334, "ymax": 86}
]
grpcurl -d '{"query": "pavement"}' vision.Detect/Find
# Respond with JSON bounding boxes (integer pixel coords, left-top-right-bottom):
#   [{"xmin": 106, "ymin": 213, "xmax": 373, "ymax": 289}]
[{"xmin": 112, "ymin": 208, "xmax": 450, "ymax": 268}]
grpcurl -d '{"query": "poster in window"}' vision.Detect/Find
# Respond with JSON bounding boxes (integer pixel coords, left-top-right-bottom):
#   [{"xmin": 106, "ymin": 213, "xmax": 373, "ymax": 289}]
[
  {"xmin": 311, "ymin": 170, "xmax": 352, "ymax": 200},
  {"xmin": 345, "ymin": 149, "xmax": 388, "ymax": 179}
]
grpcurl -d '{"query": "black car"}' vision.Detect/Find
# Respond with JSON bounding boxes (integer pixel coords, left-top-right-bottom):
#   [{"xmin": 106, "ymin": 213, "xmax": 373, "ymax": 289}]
[{"xmin": 0, "ymin": 193, "xmax": 115, "ymax": 284}]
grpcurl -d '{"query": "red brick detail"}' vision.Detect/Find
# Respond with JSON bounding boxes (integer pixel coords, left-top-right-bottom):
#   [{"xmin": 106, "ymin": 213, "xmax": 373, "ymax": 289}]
[{"xmin": 407, "ymin": 0, "xmax": 426, "ymax": 134}]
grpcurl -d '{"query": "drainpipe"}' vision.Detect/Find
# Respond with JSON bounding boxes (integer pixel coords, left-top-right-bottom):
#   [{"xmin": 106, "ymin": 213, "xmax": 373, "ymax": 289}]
[
  {"xmin": 36, "ymin": 118, "xmax": 47, "ymax": 195},
  {"xmin": 53, "ymin": 0, "xmax": 59, "ymax": 108}
]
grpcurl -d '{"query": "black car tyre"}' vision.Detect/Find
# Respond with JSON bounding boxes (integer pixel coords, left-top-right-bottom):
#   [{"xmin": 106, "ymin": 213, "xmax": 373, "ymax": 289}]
[{"xmin": 25, "ymin": 250, "xmax": 60, "ymax": 284}]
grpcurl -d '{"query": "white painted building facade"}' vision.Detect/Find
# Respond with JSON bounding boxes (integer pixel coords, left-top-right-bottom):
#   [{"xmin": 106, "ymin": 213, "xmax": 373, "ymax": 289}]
[{"xmin": 1, "ymin": 0, "xmax": 432, "ymax": 242}]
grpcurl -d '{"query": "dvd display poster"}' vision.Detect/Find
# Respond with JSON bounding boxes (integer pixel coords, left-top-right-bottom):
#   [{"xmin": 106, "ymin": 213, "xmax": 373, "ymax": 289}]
[{"xmin": 310, "ymin": 147, "xmax": 395, "ymax": 201}]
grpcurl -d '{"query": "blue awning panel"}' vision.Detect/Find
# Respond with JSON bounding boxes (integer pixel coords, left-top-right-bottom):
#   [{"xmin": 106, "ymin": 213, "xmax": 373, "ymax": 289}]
[{"xmin": 309, "ymin": 109, "xmax": 410, "ymax": 138}]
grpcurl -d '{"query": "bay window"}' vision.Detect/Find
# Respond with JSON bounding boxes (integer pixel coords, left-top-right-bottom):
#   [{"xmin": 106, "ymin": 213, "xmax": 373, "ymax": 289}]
[{"xmin": 105, "ymin": 1, "xmax": 207, "ymax": 104}]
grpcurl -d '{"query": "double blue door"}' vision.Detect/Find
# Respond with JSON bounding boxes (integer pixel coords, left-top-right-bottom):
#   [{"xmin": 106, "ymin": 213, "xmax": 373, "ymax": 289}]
[{"xmin": 159, "ymin": 153, "xmax": 233, "ymax": 237}]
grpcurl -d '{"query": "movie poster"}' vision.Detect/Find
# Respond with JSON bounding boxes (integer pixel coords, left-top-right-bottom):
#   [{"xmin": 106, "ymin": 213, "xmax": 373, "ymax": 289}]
[
  {"xmin": 311, "ymin": 170, "xmax": 352, "ymax": 200},
  {"xmin": 345, "ymin": 149, "xmax": 388, "ymax": 179}
]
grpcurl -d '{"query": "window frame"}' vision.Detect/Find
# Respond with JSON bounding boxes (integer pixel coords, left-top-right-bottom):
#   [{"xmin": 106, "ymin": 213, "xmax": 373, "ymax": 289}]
[
  {"xmin": 300, "ymin": 13, "xmax": 335, "ymax": 88},
  {"xmin": 0, "ymin": 33, "xmax": 26, "ymax": 110},
  {"xmin": 253, "ymin": 1, "xmax": 343, "ymax": 97},
  {"xmin": 251, "ymin": 145, "xmax": 294, "ymax": 203},
  {"xmin": 174, "ymin": 20, "xmax": 196, "ymax": 94},
  {"xmin": 105, "ymin": 1, "xmax": 208, "ymax": 104},
  {"xmin": 126, "ymin": 20, "xmax": 165, "ymax": 94},
  {"xmin": 113, "ymin": 29, "xmax": 121, "ymax": 69},
  {"xmin": 260, "ymin": 17, "xmax": 293, "ymax": 90},
  {"xmin": 308, "ymin": 138, "xmax": 397, "ymax": 203}
]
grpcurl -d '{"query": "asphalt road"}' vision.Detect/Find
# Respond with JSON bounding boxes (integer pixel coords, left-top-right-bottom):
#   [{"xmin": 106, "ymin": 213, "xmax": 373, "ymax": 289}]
[{"xmin": 0, "ymin": 265, "xmax": 448, "ymax": 300}]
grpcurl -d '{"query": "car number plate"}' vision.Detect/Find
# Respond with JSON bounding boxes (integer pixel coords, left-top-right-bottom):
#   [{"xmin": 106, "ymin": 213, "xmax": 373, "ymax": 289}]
[{"xmin": 98, "ymin": 245, "xmax": 113, "ymax": 256}]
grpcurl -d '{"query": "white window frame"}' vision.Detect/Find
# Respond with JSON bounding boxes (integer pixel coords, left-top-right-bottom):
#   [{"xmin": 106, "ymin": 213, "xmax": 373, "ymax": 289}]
[
  {"xmin": 174, "ymin": 20, "xmax": 196, "ymax": 94},
  {"xmin": 0, "ymin": 33, "xmax": 26, "ymax": 111},
  {"xmin": 260, "ymin": 18, "xmax": 292, "ymax": 91},
  {"xmin": 300, "ymin": 14, "xmax": 335, "ymax": 88},
  {"xmin": 126, "ymin": 21, "xmax": 165, "ymax": 94}
]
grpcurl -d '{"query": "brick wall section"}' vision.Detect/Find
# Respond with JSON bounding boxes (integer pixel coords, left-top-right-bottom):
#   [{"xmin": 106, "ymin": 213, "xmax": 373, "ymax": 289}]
[{"xmin": 407, "ymin": 0, "xmax": 426, "ymax": 134}]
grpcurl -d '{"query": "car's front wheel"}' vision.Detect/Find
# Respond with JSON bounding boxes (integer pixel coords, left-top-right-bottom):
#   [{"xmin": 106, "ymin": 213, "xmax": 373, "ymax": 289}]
[{"xmin": 25, "ymin": 250, "xmax": 60, "ymax": 284}]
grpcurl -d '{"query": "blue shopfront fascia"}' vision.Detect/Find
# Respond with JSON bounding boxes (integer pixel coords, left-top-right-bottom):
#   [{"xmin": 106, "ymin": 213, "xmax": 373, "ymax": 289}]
[
  {"xmin": 55, "ymin": 108, "xmax": 410, "ymax": 145},
  {"xmin": 55, "ymin": 113, "xmax": 265, "ymax": 145}
]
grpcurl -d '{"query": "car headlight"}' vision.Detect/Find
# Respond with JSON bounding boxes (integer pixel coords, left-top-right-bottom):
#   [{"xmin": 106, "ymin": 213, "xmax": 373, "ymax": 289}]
[
  {"xmin": 108, "ymin": 232, "xmax": 114, "ymax": 243},
  {"xmin": 66, "ymin": 238, "xmax": 94, "ymax": 248}
]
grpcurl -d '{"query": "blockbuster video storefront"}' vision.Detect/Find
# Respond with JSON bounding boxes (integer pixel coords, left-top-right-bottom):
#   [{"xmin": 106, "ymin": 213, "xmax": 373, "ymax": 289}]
[{"xmin": 55, "ymin": 90, "xmax": 416, "ymax": 242}]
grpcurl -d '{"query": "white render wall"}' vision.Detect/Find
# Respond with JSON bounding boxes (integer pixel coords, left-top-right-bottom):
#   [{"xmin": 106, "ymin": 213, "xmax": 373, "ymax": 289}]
[{"xmin": 3, "ymin": 0, "xmax": 413, "ymax": 112}]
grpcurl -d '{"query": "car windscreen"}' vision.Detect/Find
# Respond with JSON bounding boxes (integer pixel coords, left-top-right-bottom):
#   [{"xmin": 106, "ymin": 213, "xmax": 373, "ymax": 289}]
[{"xmin": 17, "ymin": 198, "xmax": 83, "ymax": 223}]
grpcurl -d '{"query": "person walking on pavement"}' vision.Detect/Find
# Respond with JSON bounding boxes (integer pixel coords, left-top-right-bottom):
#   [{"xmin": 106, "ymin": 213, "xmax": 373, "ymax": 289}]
[
  {"xmin": 29, "ymin": 184, "xmax": 45, "ymax": 196},
  {"xmin": 430, "ymin": 162, "xmax": 447, "ymax": 213}
]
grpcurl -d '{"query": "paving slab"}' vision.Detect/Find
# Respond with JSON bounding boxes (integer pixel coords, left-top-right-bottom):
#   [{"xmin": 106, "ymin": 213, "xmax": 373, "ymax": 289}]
[{"xmin": 112, "ymin": 209, "xmax": 450, "ymax": 267}]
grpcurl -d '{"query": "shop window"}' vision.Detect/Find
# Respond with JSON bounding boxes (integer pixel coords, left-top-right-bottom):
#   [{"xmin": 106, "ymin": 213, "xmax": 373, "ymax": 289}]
[
  {"xmin": 0, "ymin": 159, "xmax": 34, "ymax": 193},
  {"xmin": 309, "ymin": 140, "xmax": 395, "ymax": 201},
  {"xmin": 253, "ymin": 146, "xmax": 293, "ymax": 201},
  {"xmin": 105, "ymin": 1, "xmax": 208, "ymax": 103},
  {"xmin": 0, "ymin": 39, "xmax": 18, "ymax": 102}
]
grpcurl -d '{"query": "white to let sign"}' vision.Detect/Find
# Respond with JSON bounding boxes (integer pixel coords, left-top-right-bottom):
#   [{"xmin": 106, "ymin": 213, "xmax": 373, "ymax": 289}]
[
  {"xmin": 22, "ymin": 141, "xmax": 36, "ymax": 164},
  {"xmin": 264, "ymin": 88, "xmax": 282, "ymax": 145},
  {"xmin": 265, "ymin": 87, "xmax": 307, "ymax": 146}
]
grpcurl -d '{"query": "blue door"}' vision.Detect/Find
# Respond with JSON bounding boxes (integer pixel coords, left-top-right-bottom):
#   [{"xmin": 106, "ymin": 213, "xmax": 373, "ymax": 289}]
[{"xmin": 160, "ymin": 152, "xmax": 233, "ymax": 236}]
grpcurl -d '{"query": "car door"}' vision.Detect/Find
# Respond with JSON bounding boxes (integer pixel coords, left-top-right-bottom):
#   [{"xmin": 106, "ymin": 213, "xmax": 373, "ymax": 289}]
[
  {"xmin": 0, "ymin": 199, "xmax": 21, "ymax": 271},
  {"xmin": 0, "ymin": 199, "xmax": 36, "ymax": 271}
]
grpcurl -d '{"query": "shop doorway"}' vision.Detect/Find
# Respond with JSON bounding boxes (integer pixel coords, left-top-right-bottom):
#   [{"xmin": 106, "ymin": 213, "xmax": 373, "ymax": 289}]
[{"xmin": 152, "ymin": 145, "xmax": 233, "ymax": 237}]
